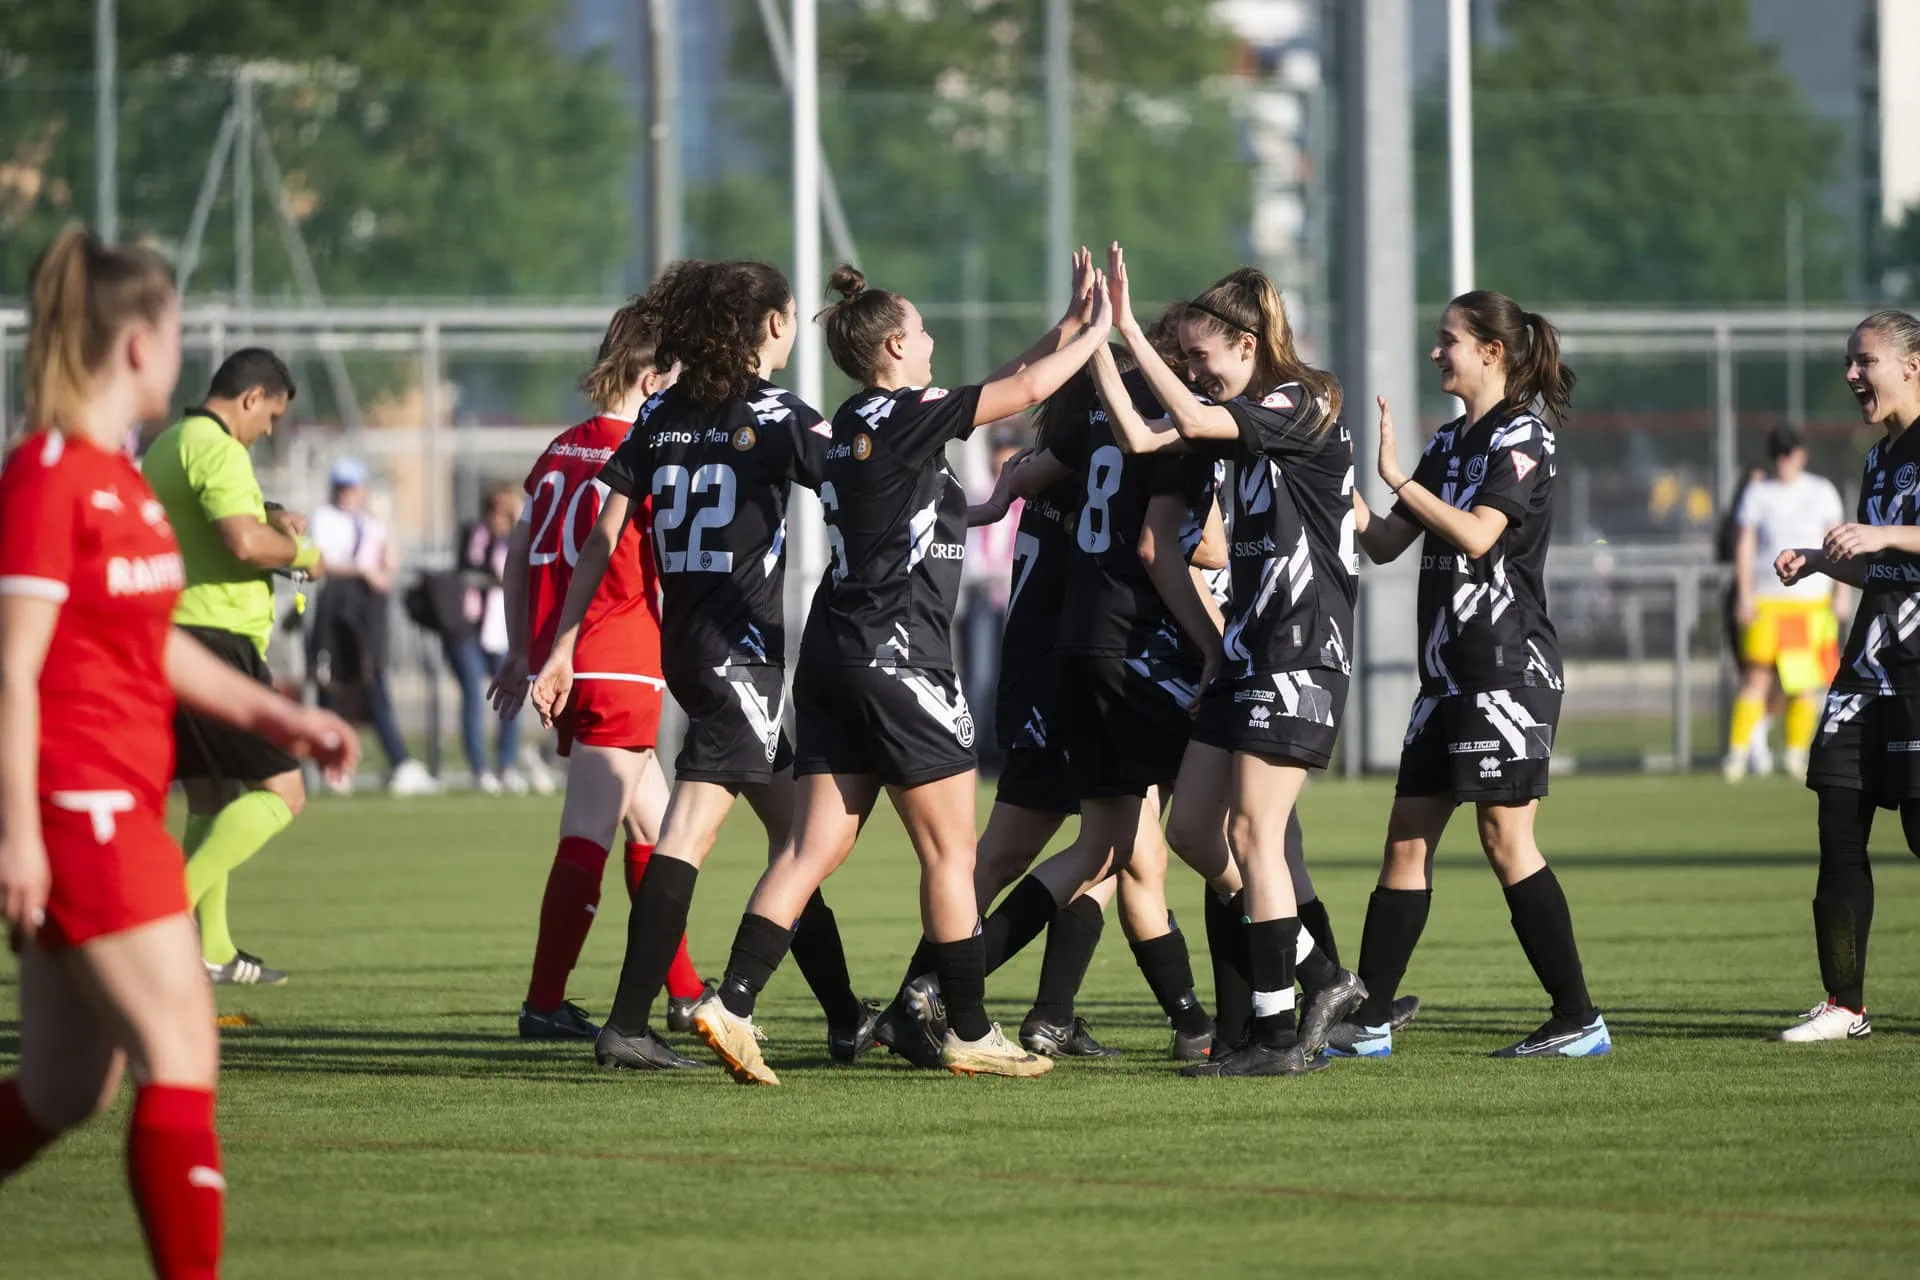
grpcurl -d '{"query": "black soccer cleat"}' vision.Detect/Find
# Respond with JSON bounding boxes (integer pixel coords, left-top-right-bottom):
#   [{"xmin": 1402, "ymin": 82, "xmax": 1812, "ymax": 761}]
[
  {"xmin": 666, "ymin": 978, "xmax": 719, "ymax": 1034},
  {"xmin": 1020, "ymin": 1014, "xmax": 1120, "ymax": 1058},
  {"xmin": 1171, "ymin": 1022, "xmax": 1217, "ymax": 1062},
  {"xmin": 828, "ymin": 999, "xmax": 882, "ymax": 1064},
  {"xmin": 1390, "ymin": 994, "xmax": 1421, "ymax": 1030},
  {"xmin": 1297, "ymin": 970, "xmax": 1368, "ymax": 1059},
  {"xmin": 594, "ymin": 1025, "xmax": 706, "ymax": 1070},
  {"xmin": 1180, "ymin": 1040, "xmax": 1330, "ymax": 1078},
  {"xmin": 519, "ymin": 1000, "xmax": 600, "ymax": 1041},
  {"xmin": 873, "ymin": 978, "xmax": 946, "ymax": 1069}
]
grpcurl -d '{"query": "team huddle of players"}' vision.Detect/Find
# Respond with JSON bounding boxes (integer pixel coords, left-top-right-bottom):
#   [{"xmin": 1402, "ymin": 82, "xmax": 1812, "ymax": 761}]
[{"xmin": 499, "ymin": 243, "xmax": 1610, "ymax": 1082}]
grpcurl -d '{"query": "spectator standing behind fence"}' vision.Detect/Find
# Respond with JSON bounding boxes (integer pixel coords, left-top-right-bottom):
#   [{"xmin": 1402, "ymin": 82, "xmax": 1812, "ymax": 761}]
[
  {"xmin": 450, "ymin": 485, "xmax": 540, "ymax": 794},
  {"xmin": 961, "ymin": 424, "xmax": 1028, "ymax": 774},
  {"xmin": 308, "ymin": 458, "xmax": 438, "ymax": 796},
  {"xmin": 1723, "ymin": 427, "xmax": 1846, "ymax": 783}
]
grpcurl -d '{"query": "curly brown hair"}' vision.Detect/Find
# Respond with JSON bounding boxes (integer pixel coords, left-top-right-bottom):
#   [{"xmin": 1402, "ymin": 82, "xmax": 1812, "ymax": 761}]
[{"xmin": 654, "ymin": 259, "xmax": 793, "ymax": 405}]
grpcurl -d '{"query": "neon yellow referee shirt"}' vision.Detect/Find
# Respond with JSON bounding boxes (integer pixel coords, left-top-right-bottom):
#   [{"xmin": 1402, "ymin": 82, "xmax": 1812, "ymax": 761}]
[{"xmin": 143, "ymin": 410, "xmax": 276, "ymax": 657}]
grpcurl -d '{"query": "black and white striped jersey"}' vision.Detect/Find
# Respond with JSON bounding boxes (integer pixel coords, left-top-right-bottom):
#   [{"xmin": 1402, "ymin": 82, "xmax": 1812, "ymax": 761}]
[
  {"xmin": 1394, "ymin": 400, "xmax": 1561, "ymax": 695},
  {"xmin": 599, "ymin": 379, "xmax": 827, "ymax": 670},
  {"xmin": 1190, "ymin": 383, "xmax": 1358, "ymax": 680},
  {"xmin": 800, "ymin": 383, "xmax": 984, "ymax": 670},
  {"xmin": 1834, "ymin": 426, "xmax": 1920, "ymax": 694}
]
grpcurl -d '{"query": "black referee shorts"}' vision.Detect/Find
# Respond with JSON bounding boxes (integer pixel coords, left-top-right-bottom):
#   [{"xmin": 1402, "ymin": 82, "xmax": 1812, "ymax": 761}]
[{"xmin": 172, "ymin": 625, "xmax": 301, "ymax": 783}]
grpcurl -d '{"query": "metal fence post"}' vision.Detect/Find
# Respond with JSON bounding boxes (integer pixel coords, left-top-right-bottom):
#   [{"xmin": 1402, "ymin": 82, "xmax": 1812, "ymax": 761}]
[
  {"xmin": 1673, "ymin": 565, "xmax": 1696, "ymax": 770},
  {"xmin": 1714, "ymin": 323, "xmax": 1736, "ymax": 504}
]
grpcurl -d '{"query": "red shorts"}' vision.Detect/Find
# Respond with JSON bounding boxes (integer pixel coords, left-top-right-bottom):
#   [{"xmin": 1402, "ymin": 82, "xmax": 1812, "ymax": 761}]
[
  {"xmin": 555, "ymin": 673, "xmax": 665, "ymax": 757},
  {"xmin": 37, "ymin": 793, "xmax": 188, "ymax": 950}
]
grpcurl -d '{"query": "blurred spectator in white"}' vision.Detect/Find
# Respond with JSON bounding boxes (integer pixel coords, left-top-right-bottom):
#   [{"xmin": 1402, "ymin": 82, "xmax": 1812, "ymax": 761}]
[{"xmin": 309, "ymin": 457, "xmax": 438, "ymax": 795}]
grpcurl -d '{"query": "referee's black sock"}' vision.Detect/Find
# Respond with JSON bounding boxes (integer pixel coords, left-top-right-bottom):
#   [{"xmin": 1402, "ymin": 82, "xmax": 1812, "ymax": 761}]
[
  {"xmin": 1129, "ymin": 929, "xmax": 1211, "ymax": 1038},
  {"xmin": 1815, "ymin": 786, "xmax": 1876, "ymax": 1012},
  {"xmin": 981, "ymin": 876, "xmax": 1058, "ymax": 976},
  {"xmin": 1297, "ymin": 896, "xmax": 1341, "ymax": 970},
  {"xmin": 1353, "ymin": 886, "xmax": 1431, "ymax": 1026},
  {"xmin": 606, "ymin": 856, "xmax": 698, "ymax": 1037},
  {"xmin": 1503, "ymin": 867, "xmax": 1595, "ymax": 1025},
  {"xmin": 790, "ymin": 890, "xmax": 864, "ymax": 1028},
  {"xmin": 1203, "ymin": 890, "xmax": 1254, "ymax": 1047},
  {"xmin": 1247, "ymin": 917, "xmax": 1299, "ymax": 1048},
  {"xmin": 934, "ymin": 937, "xmax": 992, "ymax": 1041},
  {"xmin": 1029, "ymin": 895, "xmax": 1105, "ymax": 1025},
  {"xmin": 717, "ymin": 913, "xmax": 794, "ymax": 1019}
]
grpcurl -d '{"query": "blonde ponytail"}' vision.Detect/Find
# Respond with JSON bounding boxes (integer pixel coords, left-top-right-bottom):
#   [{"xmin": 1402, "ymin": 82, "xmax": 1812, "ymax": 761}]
[{"xmin": 24, "ymin": 223, "xmax": 175, "ymax": 433}]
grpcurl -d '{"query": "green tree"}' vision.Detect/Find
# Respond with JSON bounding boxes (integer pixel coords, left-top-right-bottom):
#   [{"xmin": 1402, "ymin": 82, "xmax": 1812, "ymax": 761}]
[
  {"xmin": 1416, "ymin": 0, "xmax": 1847, "ymax": 306},
  {"xmin": 0, "ymin": 1, "xmax": 633, "ymax": 299}
]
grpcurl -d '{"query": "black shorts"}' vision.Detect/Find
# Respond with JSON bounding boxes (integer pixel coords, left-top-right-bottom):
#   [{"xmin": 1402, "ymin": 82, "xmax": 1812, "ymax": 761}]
[
  {"xmin": 172, "ymin": 626, "xmax": 300, "ymax": 783},
  {"xmin": 793, "ymin": 663, "xmax": 977, "ymax": 788},
  {"xmin": 996, "ymin": 650, "xmax": 1062, "ymax": 755},
  {"xmin": 1395, "ymin": 687, "xmax": 1559, "ymax": 804},
  {"xmin": 1192, "ymin": 668, "xmax": 1347, "ymax": 768},
  {"xmin": 994, "ymin": 747, "xmax": 1079, "ymax": 815},
  {"xmin": 664, "ymin": 662, "xmax": 793, "ymax": 788},
  {"xmin": 1058, "ymin": 652, "xmax": 1192, "ymax": 800},
  {"xmin": 1806, "ymin": 690, "xmax": 1920, "ymax": 807}
]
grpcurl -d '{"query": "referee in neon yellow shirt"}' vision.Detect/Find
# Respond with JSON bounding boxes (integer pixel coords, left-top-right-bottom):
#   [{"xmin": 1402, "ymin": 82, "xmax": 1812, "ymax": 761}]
[{"xmin": 145, "ymin": 349, "xmax": 319, "ymax": 985}]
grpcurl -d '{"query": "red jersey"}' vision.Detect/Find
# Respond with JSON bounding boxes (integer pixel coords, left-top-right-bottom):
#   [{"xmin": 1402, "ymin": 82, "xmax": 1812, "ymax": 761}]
[
  {"xmin": 0, "ymin": 430, "xmax": 185, "ymax": 812},
  {"xmin": 523, "ymin": 416, "xmax": 662, "ymax": 677}
]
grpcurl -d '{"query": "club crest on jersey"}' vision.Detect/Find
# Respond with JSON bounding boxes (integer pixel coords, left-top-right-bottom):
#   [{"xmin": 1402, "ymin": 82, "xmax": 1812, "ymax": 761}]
[
  {"xmin": 1512, "ymin": 451, "xmax": 1537, "ymax": 482},
  {"xmin": 1465, "ymin": 455, "xmax": 1487, "ymax": 484},
  {"xmin": 732, "ymin": 426, "xmax": 757, "ymax": 452},
  {"xmin": 852, "ymin": 433, "xmax": 873, "ymax": 461},
  {"xmin": 1898, "ymin": 462, "xmax": 1917, "ymax": 492}
]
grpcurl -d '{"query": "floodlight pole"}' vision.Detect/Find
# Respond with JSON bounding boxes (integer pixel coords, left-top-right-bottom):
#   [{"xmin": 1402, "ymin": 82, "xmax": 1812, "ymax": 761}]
[
  {"xmin": 1446, "ymin": 0, "xmax": 1474, "ymax": 299},
  {"xmin": 788, "ymin": 0, "xmax": 826, "ymax": 640},
  {"xmin": 95, "ymin": 0, "xmax": 117, "ymax": 241},
  {"xmin": 1045, "ymin": 0, "xmax": 1073, "ymax": 316},
  {"xmin": 648, "ymin": 0, "xmax": 682, "ymax": 273}
]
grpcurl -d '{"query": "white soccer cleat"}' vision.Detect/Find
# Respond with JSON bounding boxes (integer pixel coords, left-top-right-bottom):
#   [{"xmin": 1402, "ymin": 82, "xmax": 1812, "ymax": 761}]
[
  {"xmin": 941, "ymin": 1024, "xmax": 1054, "ymax": 1078},
  {"xmin": 691, "ymin": 993, "xmax": 780, "ymax": 1085},
  {"xmin": 1779, "ymin": 1000, "xmax": 1870, "ymax": 1043},
  {"xmin": 388, "ymin": 759, "xmax": 440, "ymax": 797}
]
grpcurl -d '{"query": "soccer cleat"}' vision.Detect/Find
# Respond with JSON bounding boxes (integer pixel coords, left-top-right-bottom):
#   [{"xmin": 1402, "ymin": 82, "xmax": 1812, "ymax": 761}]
[
  {"xmin": 691, "ymin": 993, "xmax": 780, "ymax": 1085},
  {"xmin": 1171, "ymin": 1024, "xmax": 1216, "ymax": 1062},
  {"xmin": 519, "ymin": 1000, "xmax": 600, "ymax": 1040},
  {"xmin": 1779, "ymin": 1000, "xmax": 1871, "ymax": 1043},
  {"xmin": 1180, "ymin": 1040, "xmax": 1329, "ymax": 1078},
  {"xmin": 1019, "ymin": 1014, "xmax": 1120, "ymax": 1058},
  {"xmin": 1297, "ymin": 970, "xmax": 1368, "ymax": 1059},
  {"xmin": 828, "ymin": 1000, "xmax": 883, "ymax": 1064},
  {"xmin": 873, "ymin": 992, "xmax": 945, "ymax": 1069},
  {"xmin": 667, "ymin": 979, "xmax": 719, "ymax": 1034},
  {"xmin": 1390, "ymin": 994, "xmax": 1421, "ymax": 1030},
  {"xmin": 1324, "ymin": 1020, "xmax": 1392, "ymax": 1058},
  {"xmin": 941, "ymin": 1024, "xmax": 1054, "ymax": 1078},
  {"xmin": 206, "ymin": 951, "xmax": 287, "ymax": 986},
  {"xmin": 594, "ymin": 1025, "xmax": 705, "ymax": 1070},
  {"xmin": 1491, "ymin": 1012, "xmax": 1612, "ymax": 1058}
]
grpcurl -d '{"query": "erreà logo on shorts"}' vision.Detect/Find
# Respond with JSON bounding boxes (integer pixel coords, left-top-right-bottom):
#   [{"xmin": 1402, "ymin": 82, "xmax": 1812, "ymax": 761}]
[
  {"xmin": 1478, "ymin": 755, "xmax": 1502, "ymax": 778},
  {"xmin": 1248, "ymin": 704, "xmax": 1270, "ymax": 727}
]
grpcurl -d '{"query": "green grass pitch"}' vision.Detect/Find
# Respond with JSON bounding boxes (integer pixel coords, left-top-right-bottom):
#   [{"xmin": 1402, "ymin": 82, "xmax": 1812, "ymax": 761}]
[{"xmin": 4, "ymin": 773, "xmax": 1918, "ymax": 1277}]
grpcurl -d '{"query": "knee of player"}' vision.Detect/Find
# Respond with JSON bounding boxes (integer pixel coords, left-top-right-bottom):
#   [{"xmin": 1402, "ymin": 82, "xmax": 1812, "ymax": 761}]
[
  {"xmin": 1475, "ymin": 803, "xmax": 1539, "ymax": 865},
  {"xmin": 265, "ymin": 771, "xmax": 307, "ymax": 818}
]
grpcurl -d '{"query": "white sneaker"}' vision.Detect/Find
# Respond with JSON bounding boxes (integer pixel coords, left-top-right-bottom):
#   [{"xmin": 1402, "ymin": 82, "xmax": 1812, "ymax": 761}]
[
  {"xmin": 520, "ymin": 750, "xmax": 558, "ymax": 796},
  {"xmin": 476, "ymin": 770, "xmax": 504, "ymax": 796},
  {"xmin": 389, "ymin": 759, "xmax": 440, "ymax": 796},
  {"xmin": 1779, "ymin": 999, "xmax": 1870, "ymax": 1043},
  {"xmin": 1750, "ymin": 743, "xmax": 1776, "ymax": 776},
  {"xmin": 1783, "ymin": 746, "xmax": 1809, "ymax": 777},
  {"xmin": 500, "ymin": 767, "xmax": 531, "ymax": 795},
  {"xmin": 1721, "ymin": 753, "xmax": 1748, "ymax": 783}
]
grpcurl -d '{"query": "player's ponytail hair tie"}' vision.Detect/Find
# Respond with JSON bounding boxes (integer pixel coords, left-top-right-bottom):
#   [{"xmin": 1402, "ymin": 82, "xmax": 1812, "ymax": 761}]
[{"xmin": 817, "ymin": 263, "xmax": 908, "ymax": 385}]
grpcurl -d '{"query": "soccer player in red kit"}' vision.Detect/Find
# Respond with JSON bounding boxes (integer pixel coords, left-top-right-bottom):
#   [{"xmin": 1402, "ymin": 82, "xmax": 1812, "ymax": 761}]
[
  {"xmin": 0, "ymin": 226, "xmax": 355, "ymax": 1278},
  {"xmin": 490, "ymin": 296, "xmax": 707, "ymax": 1040}
]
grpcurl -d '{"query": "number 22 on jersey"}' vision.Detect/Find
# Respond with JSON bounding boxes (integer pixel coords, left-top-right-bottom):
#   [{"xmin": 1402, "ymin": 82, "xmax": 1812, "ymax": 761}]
[{"xmin": 653, "ymin": 463, "xmax": 738, "ymax": 573}]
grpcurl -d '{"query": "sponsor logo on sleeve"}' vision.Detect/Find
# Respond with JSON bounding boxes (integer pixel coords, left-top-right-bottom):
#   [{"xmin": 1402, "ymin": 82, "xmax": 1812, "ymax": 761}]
[
  {"xmin": 922, "ymin": 387, "xmax": 950, "ymax": 402},
  {"xmin": 1260, "ymin": 389, "xmax": 1293, "ymax": 410},
  {"xmin": 1512, "ymin": 451, "xmax": 1537, "ymax": 482}
]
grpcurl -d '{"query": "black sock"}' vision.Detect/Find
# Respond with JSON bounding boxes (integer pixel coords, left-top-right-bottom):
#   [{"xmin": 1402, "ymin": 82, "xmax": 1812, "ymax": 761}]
[
  {"xmin": 1297, "ymin": 896, "xmax": 1341, "ymax": 970},
  {"xmin": 1815, "ymin": 786, "xmax": 1877, "ymax": 1012},
  {"xmin": 1030, "ymin": 896, "xmax": 1105, "ymax": 1024},
  {"xmin": 934, "ymin": 937, "xmax": 992, "ymax": 1041},
  {"xmin": 1353, "ymin": 886, "xmax": 1432, "ymax": 1025},
  {"xmin": 981, "ymin": 875, "xmax": 1058, "ymax": 976},
  {"xmin": 1246, "ymin": 917, "xmax": 1299, "ymax": 1047},
  {"xmin": 789, "ymin": 890, "xmax": 864, "ymax": 1027},
  {"xmin": 606, "ymin": 856, "xmax": 699, "ymax": 1036},
  {"xmin": 1503, "ymin": 867, "xmax": 1594, "ymax": 1025},
  {"xmin": 717, "ymin": 913, "xmax": 794, "ymax": 1019},
  {"xmin": 899, "ymin": 936, "xmax": 939, "ymax": 993},
  {"xmin": 1204, "ymin": 889, "xmax": 1253, "ymax": 1047},
  {"xmin": 1295, "ymin": 932, "xmax": 1339, "ymax": 996},
  {"xmin": 1129, "ymin": 930, "xmax": 1211, "ymax": 1037}
]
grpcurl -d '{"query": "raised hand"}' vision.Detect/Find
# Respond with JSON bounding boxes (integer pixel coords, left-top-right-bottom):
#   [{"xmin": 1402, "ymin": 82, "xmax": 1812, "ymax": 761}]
[
  {"xmin": 1376, "ymin": 396, "xmax": 1409, "ymax": 491},
  {"xmin": 1106, "ymin": 242, "xmax": 1138, "ymax": 334}
]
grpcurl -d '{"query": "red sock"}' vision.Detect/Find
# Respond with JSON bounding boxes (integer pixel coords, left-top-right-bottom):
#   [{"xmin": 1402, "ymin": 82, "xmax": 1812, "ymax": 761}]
[
  {"xmin": 627, "ymin": 841, "xmax": 705, "ymax": 1000},
  {"xmin": 0, "ymin": 1078, "xmax": 53, "ymax": 1179},
  {"xmin": 127, "ymin": 1084, "xmax": 222, "ymax": 1280},
  {"xmin": 526, "ymin": 837, "xmax": 611, "ymax": 1011}
]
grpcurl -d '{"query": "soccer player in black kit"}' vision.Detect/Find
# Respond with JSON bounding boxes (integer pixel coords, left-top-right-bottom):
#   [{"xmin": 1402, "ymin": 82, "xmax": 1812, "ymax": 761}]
[
  {"xmin": 1774, "ymin": 309, "xmax": 1920, "ymax": 1043},
  {"xmin": 532, "ymin": 260, "xmax": 871, "ymax": 1072},
  {"xmin": 1094, "ymin": 245, "xmax": 1366, "ymax": 1077},
  {"xmin": 1338, "ymin": 290, "xmax": 1609, "ymax": 1059},
  {"xmin": 684, "ymin": 261, "xmax": 1116, "ymax": 1083}
]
